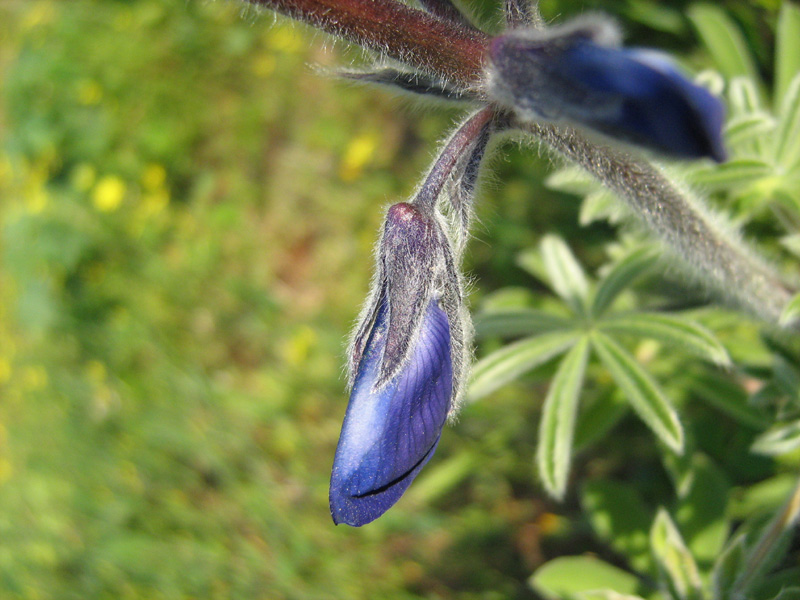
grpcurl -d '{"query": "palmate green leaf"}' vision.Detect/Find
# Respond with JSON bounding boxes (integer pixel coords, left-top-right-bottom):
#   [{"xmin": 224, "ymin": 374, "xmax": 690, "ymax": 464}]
[
  {"xmin": 537, "ymin": 337, "xmax": 590, "ymax": 499},
  {"xmin": 776, "ymin": 74, "xmax": 800, "ymax": 169},
  {"xmin": 687, "ymin": 4, "xmax": 759, "ymax": 82},
  {"xmin": 541, "ymin": 235, "xmax": 589, "ymax": 313},
  {"xmin": 581, "ymin": 481, "xmax": 653, "ymax": 573},
  {"xmin": 590, "ymin": 247, "xmax": 658, "ymax": 318},
  {"xmin": 650, "ymin": 509, "xmax": 703, "ymax": 600},
  {"xmin": 775, "ymin": 1, "xmax": 800, "ymax": 109},
  {"xmin": 598, "ymin": 312, "xmax": 730, "ymax": 366},
  {"xmin": 468, "ymin": 330, "xmax": 578, "ymax": 401},
  {"xmin": 751, "ymin": 420, "xmax": 800, "ymax": 456},
  {"xmin": 687, "ymin": 158, "xmax": 773, "ymax": 191},
  {"xmin": 530, "ymin": 556, "xmax": 642, "ymax": 600},
  {"xmin": 591, "ymin": 332, "xmax": 684, "ymax": 453},
  {"xmin": 474, "ymin": 309, "xmax": 572, "ymax": 339}
]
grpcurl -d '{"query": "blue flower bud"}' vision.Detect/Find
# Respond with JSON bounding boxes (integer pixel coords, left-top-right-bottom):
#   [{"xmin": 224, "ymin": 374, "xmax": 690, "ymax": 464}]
[
  {"xmin": 331, "ymin": 203, "xmax": 458, "ymax": 526},
  {"xmin": 330, "ymin": 294, "xmax": 453, "ymax": 526},
  {"xmin": 488, "ymin": 18, "xmax": 727, "ymax": 161}
]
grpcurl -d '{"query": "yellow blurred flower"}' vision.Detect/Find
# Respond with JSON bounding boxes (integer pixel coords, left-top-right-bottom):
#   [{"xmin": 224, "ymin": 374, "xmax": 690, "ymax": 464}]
[
  {"xmin": 21, "ymin": 1, "xmax": 55, "ymax": 31},
  {"xmin": 26, "ymin": 187, "xmax": 49, "ymax": 214},
  {"xmin": 339, "ymin": 132, "xmax": 378, "ymax": 182},
  {"xmin": 92, "ymin": 176, "xmax": 126, "ymax": 212},
  {"xmin": 141, "ymin": 164, "xmax": 166, "ymax": 191},
  {"xmin": 268, "ymin": 26, "xmax": 303, "ymax": 54},
  {"xmin": 283, "ymin": 326, "xmax": 317, "ymax": 366}
]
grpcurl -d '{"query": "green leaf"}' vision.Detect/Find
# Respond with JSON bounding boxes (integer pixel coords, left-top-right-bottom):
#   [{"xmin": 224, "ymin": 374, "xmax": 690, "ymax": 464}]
[
  {"xmin": 579, "ymin": 190, "xmax": 627, "ymax": 226},
  {"xmin": 770, "ymin": 587, "xmax": 800, "ymax": 600},
  {"xmin": 734, "ymin": 480, "xmax": 800, "ymax": 596},
  {"xmin": 728, "ymin": 78, "xmax": 765, "ymax": 130},
  {"xmin": 730, "ymin": 474, "xmax": 797, "ymax": 520},
  {"xmin": 474, "ymin": 309, "xmax": 572, "ymax": 339},
  {"xmin": 545, "ymin": 166, "xmax": 598, "ymax": 195},
  {"xmin": 468, "ymin": 331, "xmax": 578, "ymax": 401},
  {"xmin": 688, "ymin": 369, "xmax": 770, "ymax": 429},
  {"xmin": 752, "ymin": 570, "xmax": 800, "ymax": 600},
  {"xmin": 530, "ymin": 556, "xmax": 641, "ymax": 600},
  {"xmin": 537, "ymin": 337, "xmax": 590, "ymax": 499},
  {"xmin": 590, "ymin": 247, "xmax": 658, "ymax": 318},
  {"xmin": 581, "ymin": 481, "xmax": 653, "ymax": 573},
  {"xmin": 541, "ymin": 235, "xmax": 589, "ymax": 312},
  {"xmin": 779, "ymin": 293, "xmax": 800, "ymax": 328},
  {"xmin": 591, "ymin": 332, "xmax": 684, "ymax": 453},
  {"xmin": 650, "ymin": 509, "xmax": 703, "ymax": 600},
  {"xmin": 712, "ymin": 534, "xmax": 746, "ymax": 600},
  {"xmin": 674, "ymin": 454, "xmax": 731, "ymax": 565},
  {"xmin": 724, "ymin": 112, "xmax": 776, "ymax": 148},
  {"xmin": 775, "ymin": 74, "xmax": 800, "ymax": 168},
  {"xmin": 598, "ymin": 312, "xmax": 730, "ymax": 366},
  {"xmin": 688, "ymin": 4, "xmax": 758, "ymax": 81},
  {"xmin": 517, "ymin": 246, "xmax": 549, "ymax": 283},
  {"xmin": 751, "ymin": 420, "xmax": 800, "ymax": 456},
  {"xmin": 775, "ymin": 1, "xmax": 800, "ymax": 109},
  {"xmin": 687, "ymin": 158, "xmax": 772, "ymax": 191}
]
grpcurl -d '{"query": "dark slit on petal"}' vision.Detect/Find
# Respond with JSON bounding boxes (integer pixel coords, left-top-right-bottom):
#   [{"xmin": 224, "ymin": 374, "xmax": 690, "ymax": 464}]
[{"xmin": 352, "ymin": 439, "xmax": 439, "ymax": 499}]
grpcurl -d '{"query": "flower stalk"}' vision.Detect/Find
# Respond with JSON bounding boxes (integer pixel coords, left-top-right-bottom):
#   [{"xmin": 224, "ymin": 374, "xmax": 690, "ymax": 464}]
[{"xmin": 249, "ymin": 0, "xmax": 797, "ymax": 327}]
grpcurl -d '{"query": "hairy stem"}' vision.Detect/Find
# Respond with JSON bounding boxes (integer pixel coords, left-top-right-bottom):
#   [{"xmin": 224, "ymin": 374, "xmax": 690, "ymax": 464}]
[
  {"xmin": 414, "ymin": 107, "xmax": 495, "ymax": 211},
  {"xmin": 249, "ymin": 0, "xmax": 796, "ymax": 325},
  {"xmin": 249, "ymin": 0, "xmax": 487, "ymax": 83},
  {"xmin": 417, "ymin": 0, "xmax": 478, "ymax": 31},
  {"xmin": 526, "ymin": 122, "xmax": 796, "ymax": 323}
]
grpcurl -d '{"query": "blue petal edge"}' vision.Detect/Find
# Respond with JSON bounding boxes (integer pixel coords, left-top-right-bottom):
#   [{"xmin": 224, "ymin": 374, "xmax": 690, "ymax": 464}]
[
  {"xmin": 560, "ymin": 42, "xmax": 727, "ymax": 161},
  {"xmin": 330, "ymin": 297, "xmax": 453, "ymax": 526}
]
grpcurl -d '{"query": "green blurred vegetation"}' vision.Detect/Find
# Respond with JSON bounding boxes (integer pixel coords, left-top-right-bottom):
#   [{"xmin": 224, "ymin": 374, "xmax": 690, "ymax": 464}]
[{"xmin": 0, "ymin": 1, "xmax": 797, "ymax": 599}]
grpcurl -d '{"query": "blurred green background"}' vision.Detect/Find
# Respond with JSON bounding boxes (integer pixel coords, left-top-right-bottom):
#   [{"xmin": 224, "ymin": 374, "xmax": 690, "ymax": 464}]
[{"xmin": 0, "ymin": 1, "xmax": 791, "ymax": 599}]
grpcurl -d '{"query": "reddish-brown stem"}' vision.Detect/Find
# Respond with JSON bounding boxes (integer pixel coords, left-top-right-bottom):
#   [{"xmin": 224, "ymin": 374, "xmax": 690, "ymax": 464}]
[
  {"xmin": 250, "ymin": 0, "xmax": 488, "ymax": 83},
  {"xmin": 414, "ymin": 107, "xmax": 494, "ymax": 211}
]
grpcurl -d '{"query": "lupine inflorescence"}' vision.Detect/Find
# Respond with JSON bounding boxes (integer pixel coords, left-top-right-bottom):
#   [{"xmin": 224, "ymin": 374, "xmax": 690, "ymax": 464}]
[
  {"xmin": 319, "ymin": 2, "xmax": 732, "ymax": 525},
  {"xmin": 245, "ymin": 0, "xmax": 799, "ymax": 527}
]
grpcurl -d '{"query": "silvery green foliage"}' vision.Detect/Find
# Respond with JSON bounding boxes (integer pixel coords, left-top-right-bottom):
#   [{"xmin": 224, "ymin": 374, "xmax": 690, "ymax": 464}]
[
  {"xmin": 308, "ymin": 0, "xmax": 798, "ymax": 528},
  {"xmin": 470, "ymin": 238, "xmax": 732, "ymax": 498},
  {"xmin": 531, "ymin": 463, "xmax": 800, "ymax": 600}
]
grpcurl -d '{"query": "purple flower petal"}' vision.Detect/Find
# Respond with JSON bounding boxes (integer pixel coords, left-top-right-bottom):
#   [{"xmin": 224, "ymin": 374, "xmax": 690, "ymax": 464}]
[
  {"xmin": 330, "ymin": 297, "xmax": 453, "ymax": 527},
  {"xmin": 558, "ymin": 43, "xmax": 727, "ymax": 161},
  {"xmin": 489, "ymin": 23, "xmax": 727, "ymax": 161}
]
